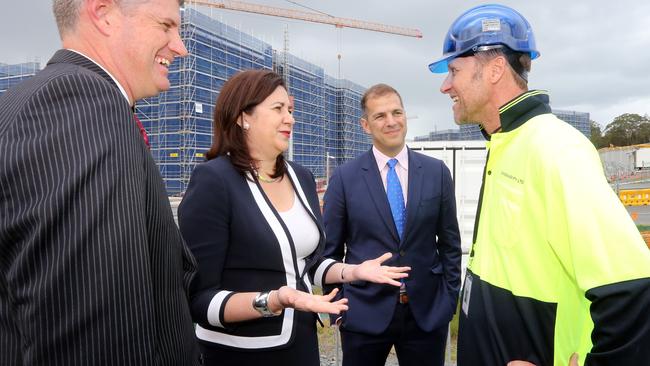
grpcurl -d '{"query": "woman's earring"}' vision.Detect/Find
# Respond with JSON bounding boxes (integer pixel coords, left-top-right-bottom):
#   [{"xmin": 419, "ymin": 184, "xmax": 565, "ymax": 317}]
[{"xmin": 243, "ymin": 121, "xmax": 250, "ymax": 130}]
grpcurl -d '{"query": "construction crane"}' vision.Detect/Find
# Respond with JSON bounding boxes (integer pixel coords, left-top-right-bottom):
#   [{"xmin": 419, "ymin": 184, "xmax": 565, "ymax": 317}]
[{"xmin": 187, "ymin": 0, "xmax": 423, "ymax": 38}]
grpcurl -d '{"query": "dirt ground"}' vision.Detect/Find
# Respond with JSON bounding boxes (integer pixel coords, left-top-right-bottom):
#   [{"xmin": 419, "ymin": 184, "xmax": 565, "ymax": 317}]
[
  {"xmin": 317, "ymin": 322, "xmax": 458, "ymax": 366},
  {"xmin": 317, "ymin": 324, "xmax": 400, "ymax": 366}
]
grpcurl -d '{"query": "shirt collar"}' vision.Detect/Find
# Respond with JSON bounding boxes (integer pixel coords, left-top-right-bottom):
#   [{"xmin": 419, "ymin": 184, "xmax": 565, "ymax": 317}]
[
  {"xmin": 373, "ymin": 145, "xmax": 409, "ymax": 171},
  {"xmin": 498, "ymin": 89, "xmax": 552, "ymax": 133},
  {"xmin": 67, "ymin": 48, "xmax": 132, "ymax": 106}
]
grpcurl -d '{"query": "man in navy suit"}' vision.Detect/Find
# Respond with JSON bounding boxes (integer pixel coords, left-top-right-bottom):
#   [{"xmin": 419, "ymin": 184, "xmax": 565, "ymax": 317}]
[{"xmin": 323, "ymin": 83, "xmax": 462, "ymax": 366}]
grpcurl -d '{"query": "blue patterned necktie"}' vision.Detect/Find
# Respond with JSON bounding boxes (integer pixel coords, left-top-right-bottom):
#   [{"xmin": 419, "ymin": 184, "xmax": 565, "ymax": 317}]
[{"xmin": 386, "ymin": 158, "xmax": 406, "ymax": 239}]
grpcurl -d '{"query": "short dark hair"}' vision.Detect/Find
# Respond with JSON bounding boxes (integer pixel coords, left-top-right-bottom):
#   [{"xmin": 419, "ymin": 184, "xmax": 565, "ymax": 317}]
[
  {"xmin": 360, "ymin": 83, "xmax": 404, "ymax": 118},
  {"xmin": 206, "ymin": 69, "xmax": 287, "ymax": 180}
]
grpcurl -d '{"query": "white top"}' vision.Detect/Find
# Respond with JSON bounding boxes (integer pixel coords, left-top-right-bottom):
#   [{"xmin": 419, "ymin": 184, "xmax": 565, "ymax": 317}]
[
  {"xmin": 372, "ymin": 145, "xmax": 409, "ymax": 205},
  {"xmin": 278, "ymin": 194, "xmax": 319, "ymax": 275}
]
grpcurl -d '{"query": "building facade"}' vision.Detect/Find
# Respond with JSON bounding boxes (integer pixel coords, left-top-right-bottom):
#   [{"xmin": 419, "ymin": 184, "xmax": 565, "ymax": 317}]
[
  {"xmin": 136, "ymin": 8, "xmax": 370, "ymax": 195},
  {"xmin": 415, "ymin": 109, "xmax": 591, "ymax": 142},
  {"xmin": 553, "ymin": 109, "xmax": 590, "ymax": 137},
  {"xmin": 324, "ymin": 76, "xmax": 369, "ymax": 171},
  {"xmin": 414, "ymin": 128, "xmax": 463, "ymax": 142},
  {"xmin": 137, "ymin": 8, "xmax": 275, "ymax": 195},
  {"xmin": 0, "ymin": 62, "xmax": 40, "ymax": 94},
  {"xmin": 460, "ymin": 124, "xmax": 483, "ymax": 140},
  {"xmin": 279, "ymin": 53, "xmax": 326, "ymax": 177},
  {"xmin": 0, "ymin": 10, "xmax": 372, "ymax": 196},
  {"xmin": 414, "ymin": 125, "xmax": 482, "ymax": 141}
]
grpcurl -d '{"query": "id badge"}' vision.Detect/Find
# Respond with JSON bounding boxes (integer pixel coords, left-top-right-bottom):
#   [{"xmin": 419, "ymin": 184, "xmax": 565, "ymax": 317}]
[{"xmin": 461, "ymin": 272, "xmax": 473, "ymax": 316}]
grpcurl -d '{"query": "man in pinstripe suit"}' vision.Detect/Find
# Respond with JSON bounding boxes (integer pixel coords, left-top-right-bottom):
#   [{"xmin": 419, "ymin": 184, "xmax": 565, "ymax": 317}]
[{"xmin": 0, "ymin": 0, "xmax": 199, "ymax": 365}]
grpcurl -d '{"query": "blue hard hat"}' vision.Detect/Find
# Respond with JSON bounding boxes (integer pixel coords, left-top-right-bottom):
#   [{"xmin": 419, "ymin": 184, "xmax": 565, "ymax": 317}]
[{"xmin": 428, "ymin": 4, "xmax": 539, "ymax": 73}]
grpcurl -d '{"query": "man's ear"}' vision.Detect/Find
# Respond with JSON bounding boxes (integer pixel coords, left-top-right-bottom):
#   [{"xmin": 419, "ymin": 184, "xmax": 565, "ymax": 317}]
[
  {"xmin": 489, "ymin": 56, "xmax": 508, "ymax": 84},
  {"xmin": 360, "ymin": 117, "xmax": 371, "ymax": 134},
  {"xmin": 85, "ymin": 0, "xmax": 118, "ymax": 36}
]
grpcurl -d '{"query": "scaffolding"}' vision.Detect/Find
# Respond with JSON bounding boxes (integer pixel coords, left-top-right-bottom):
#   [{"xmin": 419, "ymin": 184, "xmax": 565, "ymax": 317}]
[
  {"xmin": 338, "ymin": 79, "xmax": 370, "ymax": 162},
  {"xmin": 136, "ymin": 8, "xmax": 273, "ymax": 195},
  {"xmin": 0, "ymin": 14, "xmax": 374, "ymax": 197},
  {"xmin": 324, "ymin": 75, "xmax": 370, "ymax": 173},
  {"xmin": 278, "ymin": 53, "xmax": 326, "ymax": 178},
  {"xmin": 134, "ymin": 8, "xmax": 371, "ymax": 195},
  {"xmin": 324, "ymin": 75, "xmax": 342, "ymax": 173}
]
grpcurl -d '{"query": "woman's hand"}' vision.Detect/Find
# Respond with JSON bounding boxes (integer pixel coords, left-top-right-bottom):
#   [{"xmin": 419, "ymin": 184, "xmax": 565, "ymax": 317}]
[
  {"xmin": 274, "ymin": 287, "xmax": 348, "ymax": 315},
  {"xmin": 350, "ymin": 252, "xmax": 410, "ymax": 286}
]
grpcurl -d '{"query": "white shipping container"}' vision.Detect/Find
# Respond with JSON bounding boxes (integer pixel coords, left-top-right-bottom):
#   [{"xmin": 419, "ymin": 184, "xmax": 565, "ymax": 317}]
[
  {"xmin": 408, "ymin": 140, "xmax": 488, "ymax": 278},
  {"xmin": 635, "ymin": 148, "xmax": 650, "ymax": 170},
  {"xmin": 408, "ymin": 140, "xmax": 487, "ymax": 253},
  {"xmin": 599, "ymin": 146, "xmax": 636, "ymax": 178}
]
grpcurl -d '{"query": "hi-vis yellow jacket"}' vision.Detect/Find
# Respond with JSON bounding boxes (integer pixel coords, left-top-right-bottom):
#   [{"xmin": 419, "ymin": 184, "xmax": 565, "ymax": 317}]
[{"xmin": 458, "ymin": 90, "xmax": 650, "ymax": 366}]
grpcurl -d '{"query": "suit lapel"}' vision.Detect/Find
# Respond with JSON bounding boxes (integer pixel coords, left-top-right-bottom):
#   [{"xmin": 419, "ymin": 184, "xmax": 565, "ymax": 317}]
[
  {"xmin": 403, "ymin": 148, "xmax": 423, "ymax": 244},
  {"xmin": 361, "ymin": 150, "xmax": 400, "ymax": 244}
]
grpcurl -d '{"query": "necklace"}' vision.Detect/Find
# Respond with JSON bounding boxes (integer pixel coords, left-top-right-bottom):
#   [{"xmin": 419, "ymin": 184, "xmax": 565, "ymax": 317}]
[{"xmin": 257, "ymin": 172, "xmax": 281, "ymax": 183}]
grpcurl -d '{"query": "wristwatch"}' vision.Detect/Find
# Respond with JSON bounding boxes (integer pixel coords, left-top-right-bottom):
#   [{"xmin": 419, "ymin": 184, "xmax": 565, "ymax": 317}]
[{"xmin": 253, "ymin": 291, "xmax": 278, "ymax": 317}]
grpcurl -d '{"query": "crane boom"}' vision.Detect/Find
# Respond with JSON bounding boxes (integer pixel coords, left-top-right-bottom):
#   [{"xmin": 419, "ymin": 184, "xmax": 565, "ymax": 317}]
[{"xmin": 188, "ymin": 0, "xmax": 423, "ymax": 38}]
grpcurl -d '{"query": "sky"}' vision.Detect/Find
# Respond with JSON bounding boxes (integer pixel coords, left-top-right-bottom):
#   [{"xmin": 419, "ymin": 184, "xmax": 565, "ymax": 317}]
[{"xmin": 2, "ymin": 0, "xmax": 650, "ymax": 139}]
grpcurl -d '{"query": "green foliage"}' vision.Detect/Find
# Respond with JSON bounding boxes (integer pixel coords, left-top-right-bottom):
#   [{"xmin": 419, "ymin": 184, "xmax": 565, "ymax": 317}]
[
  {"xmin": 600, "ymin": 113, "xmax": 650, "ymax": 148},
  {"xmin": 590, "ymin": 120, "xmax": 604, "ymax": 148}
]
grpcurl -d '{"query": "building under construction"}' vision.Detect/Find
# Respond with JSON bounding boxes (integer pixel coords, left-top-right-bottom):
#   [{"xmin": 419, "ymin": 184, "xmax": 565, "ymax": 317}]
[
  {"xmin": 137, "ymin": 8, "xmax": 371, "ymax": 195},
  {"xmin": 325, "ymin": 75, "xmax": 369, "ymax": 167},
  {"xmin": 1, "ymin": 1, "xmax": 419, "ymax": 196}
]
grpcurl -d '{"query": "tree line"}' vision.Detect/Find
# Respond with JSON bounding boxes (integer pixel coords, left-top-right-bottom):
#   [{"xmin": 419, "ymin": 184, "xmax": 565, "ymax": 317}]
[{"xmin": 590, "ymin": 113, "xmax": 650, "ymax": 149}]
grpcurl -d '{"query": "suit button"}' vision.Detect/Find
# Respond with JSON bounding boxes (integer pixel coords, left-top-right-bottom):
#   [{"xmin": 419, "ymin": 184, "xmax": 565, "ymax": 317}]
[{"xmin": 399, "ymin": 250, "xmax": 406, "ymax": 256}]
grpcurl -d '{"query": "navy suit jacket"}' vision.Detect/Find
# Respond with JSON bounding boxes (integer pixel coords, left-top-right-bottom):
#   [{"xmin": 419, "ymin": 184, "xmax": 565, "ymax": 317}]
[{"xmin": 323, "ymin": 148, "xmax": 461, "ymax": 334}]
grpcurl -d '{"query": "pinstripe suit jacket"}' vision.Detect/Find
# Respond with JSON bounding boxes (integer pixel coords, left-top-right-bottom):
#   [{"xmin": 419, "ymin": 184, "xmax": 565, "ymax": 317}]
[{"xmin": 0, "ymin": 49, "xmax": 199, "ymax": 365}]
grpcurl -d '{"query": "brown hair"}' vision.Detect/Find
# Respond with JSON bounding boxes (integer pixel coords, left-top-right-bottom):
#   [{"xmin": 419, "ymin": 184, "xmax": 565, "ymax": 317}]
[
  {"xmin": 206, "ymin": 69, "xmax": 287, "ymax": 180},
  {"xmin": 474, "ymin": 48, "xmax": 531, "ymax": 90},
  {"xmin": 360, "ymin": 83, "xmax": 404, "ymax": 118}
]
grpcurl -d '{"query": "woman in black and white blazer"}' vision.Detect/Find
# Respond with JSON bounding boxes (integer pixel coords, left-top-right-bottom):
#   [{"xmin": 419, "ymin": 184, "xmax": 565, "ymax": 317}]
[{"xmin": 178, "ymin": 70, "xmax": 409, "ymax": 366}]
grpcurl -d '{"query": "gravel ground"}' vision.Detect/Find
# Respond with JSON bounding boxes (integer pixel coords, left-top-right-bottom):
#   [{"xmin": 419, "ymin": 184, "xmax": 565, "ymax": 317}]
[
  {"xmin": 317, "ymin": 324, "xmax": 456, "ymax": 366},
  {"xmin": 317, "ymin": 328, "xmax": 399, "ymax": 366}
]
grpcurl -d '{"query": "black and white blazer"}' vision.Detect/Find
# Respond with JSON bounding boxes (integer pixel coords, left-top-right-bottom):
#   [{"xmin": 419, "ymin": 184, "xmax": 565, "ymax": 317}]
[{"xmin": 178, "ymin": 156, "xmax": 337, "ymax": 350}]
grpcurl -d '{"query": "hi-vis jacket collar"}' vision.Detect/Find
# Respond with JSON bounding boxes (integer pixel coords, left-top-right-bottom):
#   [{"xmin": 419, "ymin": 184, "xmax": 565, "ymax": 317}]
[{"xmin": 499, "ymin": 90, "xmax": 551, "ymax": 133}]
